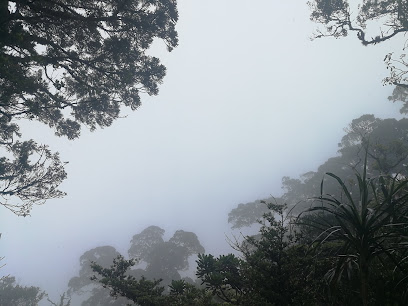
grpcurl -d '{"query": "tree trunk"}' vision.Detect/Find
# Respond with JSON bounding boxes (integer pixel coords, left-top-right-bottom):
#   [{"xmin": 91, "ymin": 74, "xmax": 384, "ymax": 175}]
[
  {"xmin": 359, "ymin": 257, "xmax": 369, "ymax": 306},
  {"xmin": 0, "ymin": 0, "xmax": 10, "ymax": 46}
]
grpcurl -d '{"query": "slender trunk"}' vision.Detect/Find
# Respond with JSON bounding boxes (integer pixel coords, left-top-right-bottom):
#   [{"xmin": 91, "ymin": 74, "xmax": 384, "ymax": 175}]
[
  {"xmin": 0, "ymin": 0, "xmax": 9, "ymax": 23},
  {"xmin": 360, "ymin": 270, "xmax": 368, "ymax": 306},
  {"xmin": 359, "ymin": 255, "xmax": 369, "ymax": 306},
  {"xmin": 0, "ymin": 0, "xmax": 10, "ymax": 47}
]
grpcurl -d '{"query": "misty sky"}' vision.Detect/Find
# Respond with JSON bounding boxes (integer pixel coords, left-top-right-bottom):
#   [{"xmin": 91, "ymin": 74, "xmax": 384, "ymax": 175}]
[{"xmin": 1, "ymin": 0, "xmax": 405, "ymax": 301}]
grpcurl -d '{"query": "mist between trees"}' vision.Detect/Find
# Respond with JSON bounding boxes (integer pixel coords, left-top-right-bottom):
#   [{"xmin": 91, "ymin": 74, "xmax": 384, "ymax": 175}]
[{"xmin": 2, "ymin": 0, "xmax": 408, "ymax": 305}]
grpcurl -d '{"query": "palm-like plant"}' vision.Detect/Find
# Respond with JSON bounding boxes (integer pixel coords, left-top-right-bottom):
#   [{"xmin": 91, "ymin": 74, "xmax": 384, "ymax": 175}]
[{"xmin": 301, "ymin": 153, "xmax": 408, "ymax": 305}]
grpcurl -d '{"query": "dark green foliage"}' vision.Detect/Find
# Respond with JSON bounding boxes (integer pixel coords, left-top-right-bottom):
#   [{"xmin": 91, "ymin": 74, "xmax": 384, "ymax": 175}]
[
  {"xmin": 0, "ymin": 276, "xmax": 46, "ymax": 306},
  {"xmin": 196, "ymin": 253, "xmax": 244, "ymax": 304},
  {"xmin": 228, "ymin": 115, "xmax": 408, "ymax": 226},
  {"xmin": 309, "ymin": 0, "xmax": 408, "ymax": 93},
  {"xmin": 68, "ymin": 227, "xmax": 205, "ymax": 305},
  {"xmin": 238, "ymin": 203, "xmax": 332, "ymax": 305},
  {"xmin": 284, "ymin": 115, "xmax": 408, "ymax": 211},
  {"xmin": 204, "ymin": 159, "xmax": 408, "ymax": 305},
  {"xmin": 301, "ymin": 153, "xmax": 408, "ymax": 305},
  {"xmin": 199, "ymin": 202, "xmax": 332, "ymax": 305},
  {"xmin": 91, "ymin": 256, "xmax": 216, "ymax": 306},
  {"xmin": 220, "ymin": 112, "xmax": 408, "ymax": 304},
  {"xmin": 0, "ymin": 0, "xmax": 178, "ymax": 215},
  {"xmin": 308, "ymin": 0, "xmax": 407, "ymax": 46},
  {"xmin": 168, "ymin": 279, "xmax": 216, "ymax": 306},
  {"xmin": 0, "ymin": 138, "xmax": 66, "ymax": 216},
  {"xmin": 91, "ymin": 255, "xmax": 167, "ymax": 306},
  {"xmin": 1, "ymin": 0, "xmax": 178, "ymax": 136}
]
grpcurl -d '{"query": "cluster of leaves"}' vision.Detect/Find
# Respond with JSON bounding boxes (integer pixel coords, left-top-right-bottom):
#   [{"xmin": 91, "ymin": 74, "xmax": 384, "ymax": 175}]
[
  {"xmin": 9, "ymin": 145, "xmax": 408, "ymax": 306},
  {"xmin": 70, "ymin": 115, "xmax": 408, "ymax": 305},
  {"xmin": 0, "ymin": 0, "xmax": 178, "ymax": 215},
  {"xmin": 128, "ymin": 226, "xmax": 205, "ymax": 287},
  {"xmin": 0, "ymin": 276, "xmax": 46, "ymax": 306},
  {"xmin": 309, "ymin": 0, "xmax": 408, "ymax": 45},
  {"xmin": 308, "ymin": 0, "xmax": 408, "ymax": 116},
  {"xmin": 0, "ymin": 275, "xmax": 77, "ymax": 306},
  {"xmin": 229, "ymin": 114, "xmax": 408, "ymax": 227},
  {"xmin": 90, "ymin": 256, "xmax": 215, "ymax": 306},
  {"xmin": 167, "ymin": 279, "xmax": 216, "ymax": 306},
  {"xmin": 1, "ymin": 0, "xmax": 178, "ymax": 135},
  {"xmin": 199, "ymin": 159, "xmax": 408, "ymax": 305},
  {"xmin": 302, "ymin": 156, "xmax": 408, "ymax": 305},
  {"xmin": 91, "ymin": 255, "xmax": 167, "ymax": 306},
  {"xmin": 0, "ymin": 124, "xmax": 67, "ymax": 216},
  {"xmin": 224, "ymin": 113, "xmax": 408, "ymax": 304},
  {"xmin": 198, "ymin": 203, "xmax": 333, "ymax": 305},
  {"xmin": 68, "ymin": 226, "xmax": 204, "ymax": 305},
  {"xmin": 196, "ymin": 253, "xmax": 245, "ymax": 304},
  {"xmin": 228, "ymin": 199, "xmax": 270, "ymax": 229}
]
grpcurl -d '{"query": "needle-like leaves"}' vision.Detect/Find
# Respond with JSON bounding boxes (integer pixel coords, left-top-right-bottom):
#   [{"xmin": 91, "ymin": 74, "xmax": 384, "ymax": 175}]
[{"xmin": 300, "ymin": 151, "xmax": 408, "ymax": 305}]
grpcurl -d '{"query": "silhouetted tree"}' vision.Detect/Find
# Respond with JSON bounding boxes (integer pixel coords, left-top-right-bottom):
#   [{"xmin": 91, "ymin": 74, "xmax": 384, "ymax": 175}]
[
  {"xmin": 0, "ymin": 0, "xmax": 178, "ymax": 215},
  {"xmin": 228, "ymin": 198, "xmax": 271, "ymax": 229},
  {"xmin": 309, "ymin": 0, "xmax": 407, "ymax": 46},
  {"xmin": 68, "ymin": 245, "xmax": 127, "ymax": 306},
  {"xmin": 301, "ymin": 153, "xmax": 408, "ymax": 305},
  {"xmin": 91, "ymin": 256, "xmax": 216, "ymax": 306},
  {"xmin": 128, "ymin": 226, "xmax": 205, "ymax": 286},
  {"xmin": 228, "ymin": 115, "xmax": 408, "ymax": 226},
  {"xmin": 68, "ymin": 227, "xmax": 204, "ymax": 305},
  {"xmin": 0, "ymin": 276, "xmax": 46, "ymax": 305},
  {"xmin": 91, "ymin": 255, "xmax": 167, "ymax": 306},
  {"xmin": 309, "ymin": 0, "xmax": 408, "ymax": 114},
  {"xmin": 199, "ymin": 203, "xmax": 330, "ymax": 305}
]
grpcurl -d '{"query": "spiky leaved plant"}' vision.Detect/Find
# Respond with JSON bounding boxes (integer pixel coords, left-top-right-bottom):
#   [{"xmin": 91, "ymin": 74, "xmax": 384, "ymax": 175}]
[{"xmin": 301, "ymin": 151, "xmax": 408, "ymax": 305}]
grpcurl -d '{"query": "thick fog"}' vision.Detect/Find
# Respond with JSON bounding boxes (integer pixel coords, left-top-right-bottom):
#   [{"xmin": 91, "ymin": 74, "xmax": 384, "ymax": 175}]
[{"xmin": 1, "ymin": 0, "xmax": 405, "ymax": 304}]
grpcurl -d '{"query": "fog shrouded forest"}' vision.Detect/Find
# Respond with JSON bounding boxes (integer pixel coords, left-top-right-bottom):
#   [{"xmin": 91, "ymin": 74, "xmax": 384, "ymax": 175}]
[{"xmin": 2, "ymin": 0, "xmax": 408, "ymax": 305}]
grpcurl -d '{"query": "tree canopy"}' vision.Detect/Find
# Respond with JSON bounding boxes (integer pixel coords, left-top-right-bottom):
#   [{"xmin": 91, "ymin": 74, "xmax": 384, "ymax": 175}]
[
  {"xmin": 128, "ymin": 226, "xmax": 205, "ymax": 286},
  {"xmin": 228, "ymin": 114, "xmax": 408, "ymax": 228},
  {"xmin": 0, "ymin": 276, "xmax": 46, "ymax": 306},
  {"xmin": 68, "ymin": 226, "xmax": 204, "ymax": 305},
  {"xmin": 68, "ymin": 245, "xmax": 121, "ymax": 293},
  {"xmin": 202, "ymin": 164, "xmax": 408, "ymax": 305},
  {"xmin": 199, "ymin": 203, "xmax": 333, "ymax": 305},
  {"xmin": 301, "ymin": 159, "xmax": 408, "ymax": 305},
  {"xmin": 1, "ymin": 0, "xmax": 178, "ymax": 135},
  {"xmin": 309, "ymin": 0, "xmax": 408, "ymax": 94},
  {"xmin": 309, "ymin": 0, "xmax": 407, "ymax": 45},
  {"xmin": 91, "ymin": 255, "xmax": 216, "ymax": 306},
  {"xmin": 0, "ymin": 0, "xmax": 178, "ymax": 215}
]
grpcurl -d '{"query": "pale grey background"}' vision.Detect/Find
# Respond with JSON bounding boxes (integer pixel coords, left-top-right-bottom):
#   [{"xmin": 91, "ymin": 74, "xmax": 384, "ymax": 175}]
[{"xmin": 0, "ymin": 0, "xmax": 404, "ymax": 301}]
